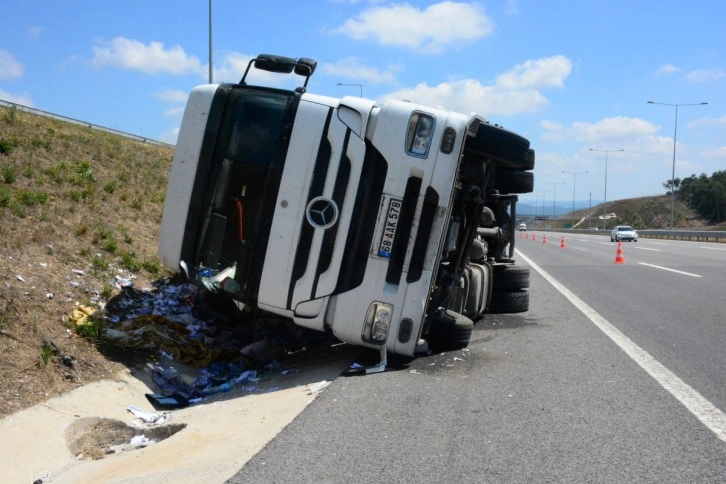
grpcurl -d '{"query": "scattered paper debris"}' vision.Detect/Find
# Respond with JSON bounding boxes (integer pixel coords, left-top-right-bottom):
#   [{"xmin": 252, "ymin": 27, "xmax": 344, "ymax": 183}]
[{"xmin": 126, "ymin": 405, "xmax": 162, "ymax": 424}]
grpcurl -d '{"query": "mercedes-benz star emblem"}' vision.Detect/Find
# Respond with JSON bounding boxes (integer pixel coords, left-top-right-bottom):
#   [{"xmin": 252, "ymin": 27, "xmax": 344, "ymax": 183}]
[{"xmin": 306, "ymin": 197, "xmax": 339, "ymax": 229}]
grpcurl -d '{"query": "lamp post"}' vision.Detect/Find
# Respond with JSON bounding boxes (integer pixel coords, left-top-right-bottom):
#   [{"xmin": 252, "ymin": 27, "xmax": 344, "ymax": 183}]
[
  {"xmin": 588, "ymin": 148, "xmax": 624, "ymax": 228},
  {"xmin": 562, "ymin": 170, "xmax": 588, "ymax": 226},
  {"xmin": 545, "ymin": 181, "xmax": 566, "ymax": 219},
  {"xmin": 208, "ymin": 0, "xmax": 213, "ymax": 83},
  {"xmin": 337, "ymin": 82, "xmax": 363, "ymax": 97},
  {"xmin": 647, "ymin": 100, "xmax": 708, "ymax": 230}
]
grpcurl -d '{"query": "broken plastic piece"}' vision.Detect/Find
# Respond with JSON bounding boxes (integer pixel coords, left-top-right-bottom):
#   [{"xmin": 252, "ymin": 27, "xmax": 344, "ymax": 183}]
[
  {"xmin": 365, "ymin": 346, "xmax": 388, "ymax": 374},
  {"xmin": 307, "ymin": 380, "xmax": 331, "ymax": 395}
]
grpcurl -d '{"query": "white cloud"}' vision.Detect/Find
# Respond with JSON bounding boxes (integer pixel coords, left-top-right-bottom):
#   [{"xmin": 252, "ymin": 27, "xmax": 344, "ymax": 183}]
[
  {"xmin": 688, "ymin": 115, "xmax": 726, "ymax": 129},
  {"xmin": 0, "ymin": 89, "xmax": 33, "ymax": 107},
  {"xmin": 541, "ymin": 116, "xmax": 658, "ymax": 145},
  {"xmin": 685, "ymin": 69, "xmax": 726, "ymax": 83},
  {"xmin": 164, "ymin": 106, "xmax": 185, "ymax": 117},
  {"xmin": 321, "ymin": 57, "xmax": 401, "ymax": 84},
  {"xmin": 92, "ymin": 37, "xmax": 204, "ymax": 76},
  {"xmin": 655, "ymin": 63, "xmax": 680, "ymax": 76},
  {"xmin": 153, "ymin": 88, "xmax": 189, "ymax": 103},
  {"xmin": 331, "ymin": 1, "xmax": 495, "ymax": 54},
  {"xmin": 380, "ymin": 55, "xmax": 572, "ymax": 117},
  {"xmin": 496, "ymin": 55, "xmax": 572, "ymax": 90},
  {"xmin": 0, "ymin": 50, "xmax": 24, "ymax": 80}
]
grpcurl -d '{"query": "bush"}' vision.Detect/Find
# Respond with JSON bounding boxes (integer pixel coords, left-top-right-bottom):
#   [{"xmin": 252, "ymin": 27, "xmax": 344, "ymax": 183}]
[
  {"xmin": 0, "ymin": 137, "xmax": 18, "ymax": 156},
  {"xmin": 2, "ymin": 165, "xmax": 17, "ymax": 184}
]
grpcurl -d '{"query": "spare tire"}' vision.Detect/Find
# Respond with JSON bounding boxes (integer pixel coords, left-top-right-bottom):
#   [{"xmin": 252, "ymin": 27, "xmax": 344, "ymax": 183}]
[
  {"xmin": 492, "ymin": 265, "xmax": 530, "ymax": 291},
  {"xmin": 465, "ymin": 122, "xmax": 532, "ymax": 169},
  {"xmin": 488, "ymin": 289, "xmax": 529, "ymax": 314},
  {"xmin": 494, "ymin": 168, "xmax": 534, "ymax": 194}
]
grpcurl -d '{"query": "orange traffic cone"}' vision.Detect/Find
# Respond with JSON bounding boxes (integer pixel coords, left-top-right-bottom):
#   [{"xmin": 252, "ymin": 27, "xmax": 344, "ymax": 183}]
[
  {"xmin": 542, "ymin": 234, "xmax": 547, "ymax": 244},
  {"xmin": 533, "ymin": 233, "xmax": 537, "ymax": 242},
  {"xmin": 525, "ymin": 232, "xmax": 529, "ymax": 240},
  {"xmin": 560, "ymin": 235, "xmax": 566, "ymax": 248},
  {"xmin": 520, "ymin": 230, "xmax": 523, "ymax": 238},
  {"xmin": 614, "ymin": 241, "xmax": 625, "ymax": 264}
]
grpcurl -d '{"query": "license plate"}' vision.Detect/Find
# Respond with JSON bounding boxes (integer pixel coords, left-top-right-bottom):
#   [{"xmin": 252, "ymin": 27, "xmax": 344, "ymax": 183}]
[{"xmin": 378, "ymin": 198, "xmax": 402, "ymax": 258}]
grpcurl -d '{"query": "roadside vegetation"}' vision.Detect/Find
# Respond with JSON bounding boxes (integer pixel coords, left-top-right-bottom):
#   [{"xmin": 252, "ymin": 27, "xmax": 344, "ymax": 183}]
[{"xmin": 0, "ymin": 105, "xmax": 174, "ymax": 417}]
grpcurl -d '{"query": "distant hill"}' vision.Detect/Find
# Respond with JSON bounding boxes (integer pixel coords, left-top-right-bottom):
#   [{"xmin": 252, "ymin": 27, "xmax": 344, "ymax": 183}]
[{"xmin": 518, "ymin": 194, "xmax": 720, "ymax": 230}]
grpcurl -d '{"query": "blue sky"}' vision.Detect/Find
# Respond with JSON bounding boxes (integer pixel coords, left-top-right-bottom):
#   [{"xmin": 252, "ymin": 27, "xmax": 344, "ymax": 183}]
[{"xmin": 1, "ymin": 0, "xmax": 724, "ymax": 204}]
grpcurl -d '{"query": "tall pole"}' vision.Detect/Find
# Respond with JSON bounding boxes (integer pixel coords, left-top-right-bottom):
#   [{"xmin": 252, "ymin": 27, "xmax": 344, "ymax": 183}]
[
  {"xmin": 562, "ymin": 170, "xmax": 587, "ymax": 226},
  {"xmin": 208, "ymin": 0, "xmax": 213, "ymax": 83},
  {"xmin": 545, "ymin": 181, "xmax": 566, "ymax": 219},
  {"xmin": 647, "ymin": 101, "xmax": 708, "ymax": 229},
  {"xmin": 588, "ymin": 192, "xmax": 592, "ymax": 229},
  {"xmin": 589, "ymin": 148, "xmax": 624, "ymax": 228}
]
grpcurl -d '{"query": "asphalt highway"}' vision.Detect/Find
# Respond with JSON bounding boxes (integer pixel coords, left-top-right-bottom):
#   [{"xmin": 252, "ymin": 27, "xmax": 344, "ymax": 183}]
[{"xmin": 229, "ymin": 233, "xmax": 726, "ymax": 483}]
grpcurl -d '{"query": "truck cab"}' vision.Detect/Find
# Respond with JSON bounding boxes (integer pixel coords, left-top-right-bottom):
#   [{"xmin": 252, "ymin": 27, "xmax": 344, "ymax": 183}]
[{"xmin": 159, "ymin": 55, "xmax": 534, "ymax": 370}]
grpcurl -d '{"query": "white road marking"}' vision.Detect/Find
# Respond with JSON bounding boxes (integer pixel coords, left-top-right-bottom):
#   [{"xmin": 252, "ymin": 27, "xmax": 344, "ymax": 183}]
[
  {"xmin": 638, "ymin": 262, "xmax": 702, "ymax": 278},
  {"xmin": 635, "ymin": 247, "xmax": 661, "ymax": 252},
  {"xmin": 516, "ymin": 249, "xmax": 726, "ymax": 444},
  {"xmin": 700, "ymin": 246, "xmax": 726, "ymax": 251},
  {"xmin": 649, "ymin": 242, "xmax": 670, "ymax": 246}
]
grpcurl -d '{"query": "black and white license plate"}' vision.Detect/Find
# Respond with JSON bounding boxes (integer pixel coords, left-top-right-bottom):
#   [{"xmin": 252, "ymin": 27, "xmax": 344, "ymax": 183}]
[{"xmin": 378, "ymin": 197, "xmax": 402, "ymax": 258}]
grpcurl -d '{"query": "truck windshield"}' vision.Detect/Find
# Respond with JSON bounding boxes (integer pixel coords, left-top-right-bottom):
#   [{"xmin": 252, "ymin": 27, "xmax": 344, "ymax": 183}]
[{"xmin": 196, "ymin": 88, "xmax": 294, "ymax": 300}]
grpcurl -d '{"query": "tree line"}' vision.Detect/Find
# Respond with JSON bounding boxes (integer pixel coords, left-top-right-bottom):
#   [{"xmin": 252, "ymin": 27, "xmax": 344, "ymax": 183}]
[{"xmin": 665, "ymin": 170, "xmax": 726, "ymax": 223}]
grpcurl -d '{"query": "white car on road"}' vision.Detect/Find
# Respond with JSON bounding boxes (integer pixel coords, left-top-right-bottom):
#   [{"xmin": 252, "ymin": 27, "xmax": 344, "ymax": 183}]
[{"xmin": 611, "ymin": 225, "xmax": 638, "ymax": 242}]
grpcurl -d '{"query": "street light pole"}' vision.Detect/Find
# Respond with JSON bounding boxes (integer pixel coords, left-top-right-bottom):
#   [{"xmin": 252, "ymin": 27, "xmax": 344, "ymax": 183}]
[
  {"xmin": 647, "ymin": 100, "xmax": 708, "ymax": 230},
  {"xmin": 545, "ymin": 181, "xmax": 566, "ymax": 219},
  {"xmin": 208, "ymin": 0, "xmax": 213, "ymax": 83},
  {"xmin": 589, "ymin": 148, "xmax": 624, "ymax": 228},
  {"xmin": 337, "ymin": 82, "xmax": 363, "ymax": 97},
  {"xmin": 562, "ymin": 170, "xmax": 588, "ymax": 227}
]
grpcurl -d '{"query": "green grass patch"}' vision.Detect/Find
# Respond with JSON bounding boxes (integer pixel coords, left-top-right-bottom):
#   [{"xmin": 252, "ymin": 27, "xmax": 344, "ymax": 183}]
[
  {"xmin": 92, "ymin": 255, "xmax": 109, "ymax": 272},
  {"xmin": 2, "ymin": 165, "xmax": 17, "ymax": 184},
  {"xmin": 37, "ymin": 341, "xmax": 55, "ymax": 368},
  {"xmin": 16, "ymin": 189, "xmax": 49, "ymax": 206},
  {"xmin": 0, "ymin": 137, "xmax": 18, "ymax": 155},
  {"xmin": 0, "ymin": 186, "xmax": 10, "ymax": 207},
  {"xmin": 120, "ymin": 251, "xmax": 141, "ymax": 272},
  {"xmin": 141, "ymin": 258, "xmax": 160, "ymax": 274}
]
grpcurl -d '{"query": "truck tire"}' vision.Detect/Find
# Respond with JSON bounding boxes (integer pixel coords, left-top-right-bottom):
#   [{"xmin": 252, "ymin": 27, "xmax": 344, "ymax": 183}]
[
  {"xmin": 488, "ymin": 289, "xmax": 529, "ymax": 314},
  {"xmin": 427, "ymin": 310, "xmax": 473, "ymax": 353},
  {"xmin": 494, "ymin": 168, "xmax": 534, "ymax": 194},
  {"xmin": 465, "ymin": 122, "xmax": 532, "ymax": 169},
  {"xmin": 492, "ymin": 265, "xmax": 530, "ymax": 291}
]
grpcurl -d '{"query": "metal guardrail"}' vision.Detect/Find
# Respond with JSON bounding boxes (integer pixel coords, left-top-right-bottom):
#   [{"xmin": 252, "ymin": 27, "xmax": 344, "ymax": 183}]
[
  {"xmin": 539, "ymin": 228, "xmax": 726, "ymax": 243},
  {"xmin": 0, "ymin": 98, "xmax": 175, "ymax": 148}
]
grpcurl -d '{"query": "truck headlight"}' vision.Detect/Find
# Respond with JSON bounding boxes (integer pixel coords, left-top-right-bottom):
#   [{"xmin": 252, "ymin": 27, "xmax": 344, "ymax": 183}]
[
  {"xmin": 406, "ymin": 113, "xmax": 435, "ymax": 158},
  {"xmin": 362, "ymin": 302, "xmax": 393, "ymax": 344}
]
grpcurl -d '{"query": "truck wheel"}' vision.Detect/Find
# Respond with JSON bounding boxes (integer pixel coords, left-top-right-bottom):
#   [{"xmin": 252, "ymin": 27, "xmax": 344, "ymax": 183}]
[
  {"xmin": 488, "ymin": 290, "xmax": 529, "ymax": 314},
  {"xmin": 465, "ymin": 122, "xmax": 532, "ymax": 169},
  {"xmin": 494, "ymin": 168, "xmax": 534, "ymax": 194},
  {"xmin": 492, "ymin": 265, "xmax": 530, "ymax": 291},
  {"xmin": 427, "ymin": 310, "xmax": 473, "ymax": 353}
]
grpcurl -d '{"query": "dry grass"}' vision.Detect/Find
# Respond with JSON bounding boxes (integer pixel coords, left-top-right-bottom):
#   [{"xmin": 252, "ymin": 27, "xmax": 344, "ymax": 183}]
[{"xmin": 0, "ymin": 105, "xmax": 174, "ymax": 418}]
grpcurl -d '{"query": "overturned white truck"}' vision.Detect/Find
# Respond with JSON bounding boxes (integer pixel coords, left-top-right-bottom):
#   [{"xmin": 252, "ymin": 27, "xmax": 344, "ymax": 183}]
[{"xmin": 159, "ymin": 55, "xmax": 534, "ymax": 371}]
